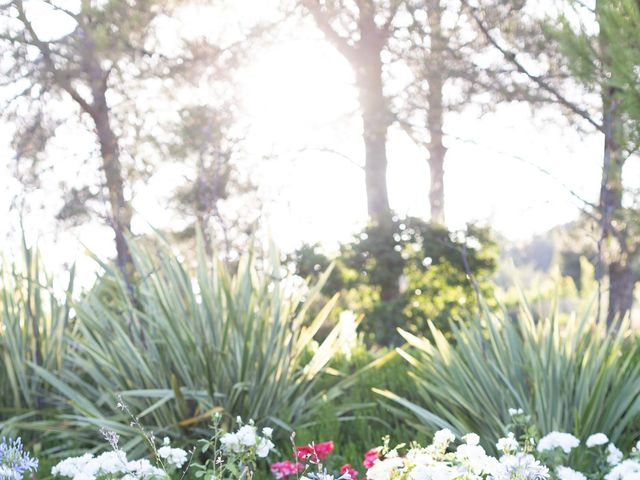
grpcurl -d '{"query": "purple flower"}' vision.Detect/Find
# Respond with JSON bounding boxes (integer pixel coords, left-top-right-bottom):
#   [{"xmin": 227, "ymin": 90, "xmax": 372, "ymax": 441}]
[{"xmin": 0, "ymin": 437, "xmax": 38, "ymax": 479}]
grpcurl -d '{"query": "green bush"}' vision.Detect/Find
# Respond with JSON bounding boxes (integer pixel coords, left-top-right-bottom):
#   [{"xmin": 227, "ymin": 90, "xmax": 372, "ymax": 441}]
[
  {"xmin": 378, "ymin": 300, "xmax": 640, "ymax": 452},
  {"xmin": 32, "ymin": 235, "xmax": 354, "ymax": 454},
  {"xmin": 294, "ymin": 342, "xmax": 423, "ymax": 466},
  {"xmin": 290, "ymin": 219, "xmax": 498, "ymax": 346}
]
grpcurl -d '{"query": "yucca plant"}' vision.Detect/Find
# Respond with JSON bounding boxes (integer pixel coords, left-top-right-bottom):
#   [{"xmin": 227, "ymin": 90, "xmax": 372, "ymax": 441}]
[
  {"xmin": 37, "ymin": 235, "xmax": 356, "ymax": 453},
  {"xmin": 376, "ymin": 299, "xmax": 640, "ymax": 451},
  {"xmin": 0, "ymin": 236, "xmax": 75, "ymax": 441}
]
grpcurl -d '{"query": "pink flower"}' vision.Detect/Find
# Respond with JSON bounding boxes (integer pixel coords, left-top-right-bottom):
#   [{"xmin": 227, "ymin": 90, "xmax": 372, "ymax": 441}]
[
  {"xmin": 340, "ymin": 464, "xmax": 358, "ymax": 480},
  {"xmin": 271, "ymin": 460, "xmax": 304, "ymax": 479},
  {"xmin": 295, "ymin": 441, "xmax": 334, "ymax": 463},
  {"xmin": 363, "ymin": 448, "xmax": 379, "ymax": 469}
]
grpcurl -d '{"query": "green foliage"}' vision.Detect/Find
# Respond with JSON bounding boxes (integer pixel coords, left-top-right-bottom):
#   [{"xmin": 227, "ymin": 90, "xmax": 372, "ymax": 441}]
[
  {"xmin": 294, "ymin": 343, "xmax": 423, "ymax": 467},
  {"xmin": 378, "ymin": 300, "xmax": 640, "ymax": 453},
  {"xmin": 551, "ymin": 0, "xmax": 640, "ymax": 150},
  {"xmin": 291, "ymin": 219, "xmax": 498, "ymax": 345},
  {"xmin": 29, "ymin": 235, "xmax": 354, "ymax": 454},
  {"xmin": 0, "ymin": 238, "xmax": 75, "ymax": 445}
]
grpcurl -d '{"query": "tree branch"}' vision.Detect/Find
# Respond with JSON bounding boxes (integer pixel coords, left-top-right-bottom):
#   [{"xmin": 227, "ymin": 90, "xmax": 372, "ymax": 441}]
[
  {"xmin": 302, "ymin": 0, "xmax": 357, "ymax": 64},
  {"xmin": 14, "ymin": 0, "xmax": 94, "ymax": 115},
  {"xmin": 462, "ymin": 0, "xmax": 604, "ymax": 133}
]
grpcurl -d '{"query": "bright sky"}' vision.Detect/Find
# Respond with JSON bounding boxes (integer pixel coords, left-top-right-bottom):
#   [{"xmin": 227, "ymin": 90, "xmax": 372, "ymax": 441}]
[{"xmin": 1, "ymin": 1, "xmax": 636, "ymax": 286}]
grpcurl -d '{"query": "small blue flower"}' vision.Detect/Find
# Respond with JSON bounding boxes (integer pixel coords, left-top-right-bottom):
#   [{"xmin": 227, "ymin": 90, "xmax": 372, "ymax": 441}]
[{"xmin": 0, "ymin": 437, "xmax": 38, "ymax": 479}]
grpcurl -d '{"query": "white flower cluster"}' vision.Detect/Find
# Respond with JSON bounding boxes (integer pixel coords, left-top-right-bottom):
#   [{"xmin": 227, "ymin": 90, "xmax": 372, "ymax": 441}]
[
  {"xmin": 365, "ymin": 429, "xmax": 549, "ymax": 480},
  {"xmin": 607, "ymin": 444, "xmax": 624, "ymax": 466},
  {"xmin": 606, "ymin": 459, "xmax": 640, "ymax": 480},
  {"xmin": 533, "ymin": 430, "xmax": 637, "ymax": 480},
  {"xmin": 51, "ymin": 451, "xmax": 166, "ymax": 480},
  {"xmin": 219, "ymin": 422, "xmax": 274, "ymax": 458},
  {"xmin": 490, "ymin": 452, "xmax": 549, "ymax": 480},
  {"xmin": 51, "ymin": 439, "xmax": 188, "ymax": 480},
  {"xmin": 536, "ymin": 432, "xmax": 580, "ymax": 454},
  {"xmin": 585, "ymin": 433, "xmax": 609, "ymax": 448},
  {"xmin": 556, "ymin": 466, "xmax": 587, "ymax": 480},
  {"xmin": 157, "ymin": 437, "xmax": 189, "ymax": 469},
  {"xmin": 496, "ymin": 433, "xmax": 519, "ymax": 454}
]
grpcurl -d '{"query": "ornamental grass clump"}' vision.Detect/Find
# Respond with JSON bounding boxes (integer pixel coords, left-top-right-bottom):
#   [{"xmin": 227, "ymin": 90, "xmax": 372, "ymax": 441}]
[
  {"xmin": 377, "ymin": 299, "xmax": 640, "ymax": 448},
  {"xmin": 0, "ymin": 239, "xmax": 75, "ymax": 439},
  {"xmin": 33, "ymin": 235, "xmax": 354, "ymax": 452}
]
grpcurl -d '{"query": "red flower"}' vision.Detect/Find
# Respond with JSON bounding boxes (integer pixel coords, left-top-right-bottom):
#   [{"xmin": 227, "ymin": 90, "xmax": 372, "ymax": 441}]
[
  {"xmin": 295, "ymin": 441, "xmax": 334, "ymax": 463},
  {"xmin": 363, "ymin": 448, "xmax": 379, "ymax": 469},
  {"xmin": 271, "ymin": 461, "xmax": 304, "ymax": 480},
  {"xmin": 340, "ymin": 464, "xmax": 358, "ymax": 480}
]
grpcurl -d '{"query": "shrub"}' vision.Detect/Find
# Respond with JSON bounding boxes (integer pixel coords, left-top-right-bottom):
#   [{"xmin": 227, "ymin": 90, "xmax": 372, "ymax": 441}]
[
  {"xmin": 377, "ymin": 300, "xmax": 640, "ymax": 451},
  {"xmin": 290, "ymin": 219, "xmax": 498, "ymax": 346}
]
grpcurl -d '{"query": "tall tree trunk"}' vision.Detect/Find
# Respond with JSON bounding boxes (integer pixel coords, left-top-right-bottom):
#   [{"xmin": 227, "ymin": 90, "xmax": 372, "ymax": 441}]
[
  {"xmin": 596, "ymin": 0, "xmax": 634, "ymax": 327},
  {"xmin": 93, "ymin": 102, "xmax": 133, "ymax": 275},
  {"xmin": 426, "ymin": 0, "xmax": 446, "ymax": 225},
  {"xmin": 355, "ymin": 13, "xmax": 398, "ymax": 302},
  {"xmin": 304, "ymin": 0, "xmax": 399, "ymax": 302},
  {"xmin": 608, "ymin": 259, "xmax": 634, "ymax": 324},
  {"xmin": 600, "ymin": 88, "xmax": 633, "ymax": 326},
  {"xmin": 82, "ymin": 26, "xmax": 133, "ymax": 275},
  {"xmin": 355, "ymin": 36, "xmax": 392, "ymax": 221}
]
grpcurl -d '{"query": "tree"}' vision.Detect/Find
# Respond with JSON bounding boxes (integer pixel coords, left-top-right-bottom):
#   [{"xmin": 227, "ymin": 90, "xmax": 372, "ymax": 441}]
[
  {"xmin": 395, "ymin": 0, "xmax": 468, "ymax": 225},
  {"xmin": 299, "ymin": 1, "xmax": 399, "ymax": 221},
  {"xmin": 165, "ymin": 103, "xmax": 260, "ymax": 259},
  {"xmin": 1, "ymin": 0, "xmax": 272, "ymax": 273},
  {"xmin": 464, "ymin": 0, "xmax": 640, "ymax": 325},
  {"xmin": 0, "ymin": 0, "xmax": 173, "ymax": 274},
  {"xmin": 290, "ymin": 219, "xmax": 498, "ymax": 345}
]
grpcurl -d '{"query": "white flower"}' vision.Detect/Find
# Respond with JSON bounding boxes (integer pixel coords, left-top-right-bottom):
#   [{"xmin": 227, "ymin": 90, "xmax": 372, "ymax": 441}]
[
  {"xmin": 162, "ymin": 437, "xmax": 171, "ymax": 446},
  {"xmin": 491, "ymin": 453, "xmax": 549, "ymax": 480},
  {"xmin": 496, "ymin": 433, "xmax": 519, "ymax": 453},
  {"xmin": 72, "ymin": 473, "xmax": 97, "ymax": 480},
  {"xmin": 262, "ymin": 427, "xmax": 273, "ymax": 438},
  {"xmin": 406, "ymin": 448, "xmax": 433, "ymax": 466},
  {"xmin": 236, "ymin": 425, "xmax": 258, "ymax": 447},
  {"xmin": 607, "ymin": 443, "xmax": 624, "ymax": 466},
  {"xmin": 409, "ymin": 463, "xmax": 457, "ymax": 480},
  {"xmin": 456, "ymin": 444, "xmax": 493, "ymax": 474},
  {"xmin": 220, "ymin": 432, "xmax": 241, "ymax": 453},
  {"xmin": 586, "ymin": 433, "xmax": 609, "ymax": 448},
  {"xmin": 536, "ymin": 432, "xmax": 580, "ymax": 454},
  {"xmin": 158, "ymin": 445, "xmax": 188, "ymax": 468},
  {"xmin": 366, "ymin": 457, "xmax": 405, "ymax": 480},
  {"xmin": 636, "ymin": 440, "xmax": 640, "ymax": 452},
  {"xmin": 462, "ymin": 433, "xmax": 480, "ymax": 446},
  {"xmin": 256, "ymin": 437, "xmax": 274, "ymax": 458},
  {"xmin": 93, "ymin": 450, "xmax": 128, "ymax": 475},
  {"xmin": 314, "ymin": 474, "xmax": 335, "ymax": 480},
  {"xmin": 605, "ymin": 459, "xmax": 640, "ymax": 480},
  {"xmin": 433, "ymin": 429, "xmax": 455, "ymax": 447},
  {"xmin": 52, "ymin": 454, "xmax": 95, "ymax": 478},
  {"xmin": 508, "ymin": 408, "xmax": 524, "ymax": 416},
  {"xmin": 125, "ymin": 459, "xmax": 167, "ymax": 479},
  {"xmin": 556, "ymin": 466, "xmax": 587, "ymax": 480}
]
